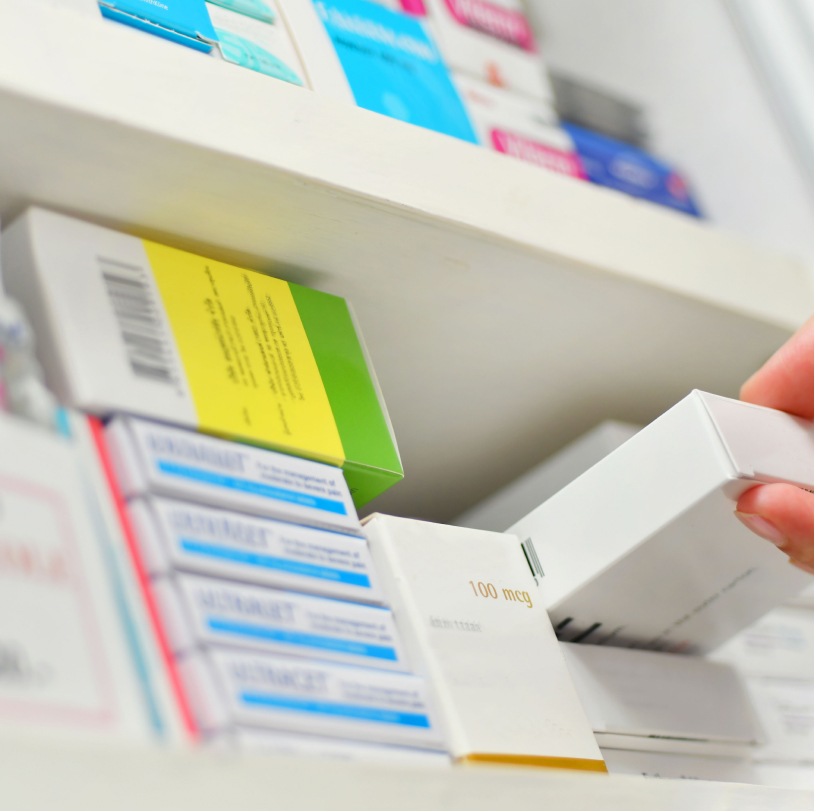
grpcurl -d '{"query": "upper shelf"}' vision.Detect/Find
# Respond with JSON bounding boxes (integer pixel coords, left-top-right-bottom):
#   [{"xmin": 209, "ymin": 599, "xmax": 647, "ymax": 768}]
[{"xmin": 0, "ymin": 1, "xmax": 812, "ymax": 522}]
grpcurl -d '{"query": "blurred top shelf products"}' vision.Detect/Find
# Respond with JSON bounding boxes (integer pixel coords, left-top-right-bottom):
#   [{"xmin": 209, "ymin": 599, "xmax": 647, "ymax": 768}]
[{"xmin": 1, "ymin": 208, "xmax": 403, "ymax": 507}]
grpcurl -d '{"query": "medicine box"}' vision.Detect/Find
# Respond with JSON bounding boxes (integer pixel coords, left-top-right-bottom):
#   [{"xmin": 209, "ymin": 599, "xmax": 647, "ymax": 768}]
[
  {"xmin": 0, "ymin": 410, "xmax": 180, "ymax": 743},
  {"xmin": 453, "ymin": 73, "xmax": 583, "ymax": 178},
  {"xmin": 99, "ymin": 0, "xmax": 218, "ymax": 51},
  {"xmin": 510, "ymin": 391, "xmax": 814, "ymax": 654},
  {"xmin": 418, "ymin": 0, "xmax": 551, "ymax": 101},
  {"xmin": 456, "ymin": 420, "xmax": 639, "ymax": 532},
  {"xmin": 234, "ymin": 726, "xmax": 452, "ymax": 765},
  {"xmin": 311, "ymin": 0, "xmax": 477, "ymax": 143},
  {"xmin": 709, "ymin": 606, "xmax": 814, "ymax": 680},
  {"xmin": 561, "ymin": 642, "xmax": 761, "ymax": 757},
  {"xmin": 207, "ymin": 2, "xmax": 307, "ymax": 85},
  {"xmin": 152, "ymin": 573, "xmax": 410, "ymax": 670},
  {"xmin": 363, "ymin": 513, "xmax": 605, "ymax": 770},
  {"xmin": 128, "ymin": 496, "xmax": 382, "ymax": 602},
  {"xmin": 181, "ymin": 647, "xmax": 444, "ymax": 747},
  {"xmin": 105, "ymin": 416, "xmax": 362, "ymax": 536},
  {"xmin": 2, "ymin": 208, "xmax": 402, "ymax": 506},
  {"xmin": 600, "ymin": 748, "xmax": 758, "ymax": 782}
]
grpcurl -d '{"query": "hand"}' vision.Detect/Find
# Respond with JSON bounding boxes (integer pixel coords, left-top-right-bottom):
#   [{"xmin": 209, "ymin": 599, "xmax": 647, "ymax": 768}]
[{"xmin": 736, "ymin": 315, "xmax": 814, "ymax": 575}]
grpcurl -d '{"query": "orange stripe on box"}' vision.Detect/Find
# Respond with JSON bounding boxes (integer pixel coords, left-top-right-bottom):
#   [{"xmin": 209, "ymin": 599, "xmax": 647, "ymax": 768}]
[
  {"xmin": 461, "ymin": 754, "xmax": 608, "ymax": 772},
  {"xmin": 88, "ymin": 416, "xmax": 199, "ymax": 741}
]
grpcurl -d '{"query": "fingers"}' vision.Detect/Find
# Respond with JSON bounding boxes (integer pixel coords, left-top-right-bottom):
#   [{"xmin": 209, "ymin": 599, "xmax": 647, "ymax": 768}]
[
  {"xmin": 741, "ymin": 315, "xmax": 814, "ymax": 419},
  {"xmin": 736, "ymin": 483, "xmax": 814, "ymax": 573}
]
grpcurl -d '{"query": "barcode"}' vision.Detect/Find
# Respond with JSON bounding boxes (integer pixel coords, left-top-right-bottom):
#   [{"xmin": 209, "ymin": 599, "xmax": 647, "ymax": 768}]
[
  {"xmin": 521, "ymin": 538, "xmax": 544, "ymax": 580},
  {"xmin": 99, "ymin": 256, "xmax": 177, "ymax": 386}
]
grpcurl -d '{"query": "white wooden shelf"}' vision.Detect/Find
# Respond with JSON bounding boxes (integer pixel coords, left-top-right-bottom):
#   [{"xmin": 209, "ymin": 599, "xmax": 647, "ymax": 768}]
[
  {"xmin": 0, "ymin": 2, "xmax": 812, "ymax": 521},
  {"xmin": 2, "ymin": 735, "xmax": 813, "ymax": 811}
]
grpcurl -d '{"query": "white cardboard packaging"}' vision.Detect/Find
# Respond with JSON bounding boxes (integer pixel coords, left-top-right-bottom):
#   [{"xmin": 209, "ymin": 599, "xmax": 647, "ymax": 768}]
[
  {"xmin": 274, "ymin": 0, "xmax": 355, "ymax": 102},
  {"xmin": 363, "ymin": 514, "xmax": 606, "ymax": 771},
  {"xmin": 183, "ymin": 647, "xmax": 444, "ymax": 747},
  {"xmin": 233, "ymin": 726, "xmax": 452, "ymax": 765},
  {"xmin": 128, "ymin": 496, "xmax": 382, "ymax": 603},
  {"xmin": 509, "ymin": 391, "xmax": 814, "ymax": 654},
  {"xmin": 153, "ymin": 573, "xmax": 410, "ymax": 671},
  {"xmin": 207, "ymin": 2, "xmax": 309, "ymax": 86},
  {"xmin": 600, "ymin": 748, "xmax": 758, "ymax": 783},
  {"xmin": 105, "ymin": 416, "xmax": 361, "ymax": 536},
  {"xmin": 744, "ymin": 678, "xmax": 814, "ymax": 763},
  {"xmin": 456, "ymin": 420, "xmax": 639, "ymax": 532},
  {"xmin": 709, "ymin": 607, "xmax": 814, "ymax": 680},
  {"xmin": 420, "ymin": 0, "xmax": 550, "ymax": 101},
  {"xmin": 560, "ymin": 642, "xmax": 761, "ymax": 757},
  {"xmin": 453, "ymin": 73, "xmax": 583, "ymax": 177},
  {"xmin": 0, "ymin": 411, "xmax": 180, "ymax": 743}
]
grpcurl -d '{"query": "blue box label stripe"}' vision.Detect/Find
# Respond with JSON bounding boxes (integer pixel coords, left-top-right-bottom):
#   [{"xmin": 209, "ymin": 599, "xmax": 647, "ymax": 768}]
[
  {"xmin": 156, "ymin": 461, "xmax": 347, "ymax": 515},
  {"xmin": 239, "ymin": 691, "xmax": 431, "ymax": 727},
  {"xmin": 179, "ymin": 539, "xmax": 371, "ymax": 587},
  {"xmin": 207, "ymin": 618, "xmax": 398, "ymax": 661}
]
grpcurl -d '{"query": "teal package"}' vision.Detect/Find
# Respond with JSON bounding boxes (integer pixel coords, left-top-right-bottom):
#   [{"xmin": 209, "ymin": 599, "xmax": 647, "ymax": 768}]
[
  {"xmin": 100, "ymin": 0, "xmax": 217, "ymax": 42},
  {"xmin": 313, "ymin": 0, "xmax": 477, "ymax": 144},
  {"xmin": 215, "ymin": 28, "xmax": 304, "ymax": 84},
  {"xmin": 207, "ymin": 0, "xmax": 275, "ymax": 23}
]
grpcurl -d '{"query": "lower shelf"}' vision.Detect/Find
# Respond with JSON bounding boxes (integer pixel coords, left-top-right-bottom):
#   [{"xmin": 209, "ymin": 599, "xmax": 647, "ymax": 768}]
[{"xmin": 1, "ymin": 734, "xmax": 812, "ymax": 810}]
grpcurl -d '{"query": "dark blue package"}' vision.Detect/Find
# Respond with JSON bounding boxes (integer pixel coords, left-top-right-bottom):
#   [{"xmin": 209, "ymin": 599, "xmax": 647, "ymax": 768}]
[{"xmin": 562, "ymin": 123, "xmax": 702, "ymax": 218}]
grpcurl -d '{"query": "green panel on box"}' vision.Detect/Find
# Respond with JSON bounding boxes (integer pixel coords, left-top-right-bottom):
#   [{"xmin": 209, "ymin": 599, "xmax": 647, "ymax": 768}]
[{"xmin": 290, "ymin": 283, "xmax": 403, "ymax": 507}]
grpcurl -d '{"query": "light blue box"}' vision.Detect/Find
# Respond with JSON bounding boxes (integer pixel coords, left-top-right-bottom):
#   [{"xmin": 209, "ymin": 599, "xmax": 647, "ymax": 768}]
[
  {"xmin": 99, "ymin": 0, "xmax": 217, "ymax": 51},
  {"xmin": 314, "ymin": 0, "xmax": 477, "ymax": 143}
]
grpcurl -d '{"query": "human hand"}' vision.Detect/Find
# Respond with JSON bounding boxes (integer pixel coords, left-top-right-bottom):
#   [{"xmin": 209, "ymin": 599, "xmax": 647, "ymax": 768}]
[{"xmin": 735, "ymin": 316, "xmax": 814, "ymax": 575}]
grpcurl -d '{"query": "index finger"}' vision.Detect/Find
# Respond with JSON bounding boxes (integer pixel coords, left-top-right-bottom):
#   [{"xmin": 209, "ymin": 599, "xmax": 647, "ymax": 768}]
[{"xmin": 741, "ymin": 314, "xmax": 814, "ymax": 418}]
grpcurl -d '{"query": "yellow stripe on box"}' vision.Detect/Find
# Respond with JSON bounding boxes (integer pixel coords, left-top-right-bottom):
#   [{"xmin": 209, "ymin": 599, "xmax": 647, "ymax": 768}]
[
  {"xmin": 144, "ymin": 242, "xmax": 344, "ymax": 465},
  {"xmin": 461, "ymin": 754, "xmax": 608, "ymax": 772}
]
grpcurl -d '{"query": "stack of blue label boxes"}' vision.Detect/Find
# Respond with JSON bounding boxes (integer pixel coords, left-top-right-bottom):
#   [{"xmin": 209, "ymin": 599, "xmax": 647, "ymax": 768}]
[{"xmin": 106, "ymin": 414, "xmax": 448, "ymax": 762}]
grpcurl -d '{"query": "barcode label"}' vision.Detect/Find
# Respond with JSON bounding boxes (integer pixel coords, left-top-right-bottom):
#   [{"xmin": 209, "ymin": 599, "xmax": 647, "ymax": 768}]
[
  {"xmin": 521, "ymin": 538, "xmax": 544, "ymax": 580},
  {"xmin": 99, "ymin": 256, "xmax": 178, "ymax": 386}
]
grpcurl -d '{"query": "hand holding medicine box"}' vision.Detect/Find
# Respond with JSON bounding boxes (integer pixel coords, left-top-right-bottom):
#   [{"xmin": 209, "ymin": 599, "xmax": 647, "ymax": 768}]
[
  {"xmin": 2, "ymin": 208, "xmax": 402, "ymax": 506},
  {"xmin": 363, "ymin": 514, "xmax": 605, "ymax": 770},
  {"xmin": 510, "ymin": 391, "xmax": 814, "ymax": 655}
]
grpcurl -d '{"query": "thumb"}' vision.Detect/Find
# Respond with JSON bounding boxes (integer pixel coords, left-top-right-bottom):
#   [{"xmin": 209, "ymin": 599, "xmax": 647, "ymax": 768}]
[{"xmin": 736, "ymin": 483, "xmax": 814, "ymax": 575}]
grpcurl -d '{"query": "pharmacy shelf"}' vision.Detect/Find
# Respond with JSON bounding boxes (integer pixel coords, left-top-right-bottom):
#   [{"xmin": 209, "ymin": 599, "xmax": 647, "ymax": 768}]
[
  {"xmin": 2, "ymin": 735, "xmax": 813, "ymax": 811},
  {"xmin": 1, "ymin": 3, "xmax": 812, "ymax": 522}
]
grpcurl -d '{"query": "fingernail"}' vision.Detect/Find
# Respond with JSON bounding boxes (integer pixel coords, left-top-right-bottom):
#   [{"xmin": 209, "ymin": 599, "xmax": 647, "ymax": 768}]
[
  {"xmin": 734, "ymin": 511, "xmax": 787, "ymax": 547},
  {"xmin": 791, "ymin": 559, "xmax": 814, "ymax": 576}
]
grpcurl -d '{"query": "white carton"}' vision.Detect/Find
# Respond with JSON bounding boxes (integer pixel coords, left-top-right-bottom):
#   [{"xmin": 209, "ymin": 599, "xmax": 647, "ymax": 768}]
[
  {"xmin": 509, "ymin": 391, "xmax": 814, "ymax": 654},
  {"xmin": 0, "ymin": 411, "xmax": 179, "ymax": 743},
  {"xmin": 363, "ymin": 514, "xmax": 606, "ymax": 771},
  {"xmin": 185, "ymin": 648, "xmax": 444, "ymax": 747},
  {"xmin": 561, "ymin": 642, "xmax": 761, "ymax": 757},
  {"xmin": 128, "ymin": 497, "xmax": 381, "ymax": 602},
  {"xmin": 453, "ymin": 73, "xmax": 583, "ymax": 177},
  {"xmin": 420, "ymin": 0, "xmax": 550, "ymax": 100},
  {"xmin": 234, "ymin": 726, "xmax": 452, "ymax": 765},
  {"xmin": 105, "ymin": 416, "xmax": 361, "ymax": 535},
  {"xmin": 456, "ymin": 420, "xmax": 639, "ymax": 532},
  {"xmin": 600, "ymin": 748, "xmax": 758, "ymax": 783},
  {"xmin": 153, "ymin": 573, "xmax": 410, "ymax": 671},
  {"xmin": 745, "ymin": 678, "xmax": 814, "ymax": 763},
  {"xmin": 709, "ymin": 607, "xmax": 814, "ymax": 680},
  {"xmin": 207, "ymin": 2, "xmax": 308, "ymax": 86},
  {"xmin": 275, "ymin": 0, "xmax": 355, "ymax": 102}
]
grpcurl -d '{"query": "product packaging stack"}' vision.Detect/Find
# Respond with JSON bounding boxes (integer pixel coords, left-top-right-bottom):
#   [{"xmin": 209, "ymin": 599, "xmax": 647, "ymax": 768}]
[
  {"xmin": 0, "ymin": 207, "xmax": 467, "ymax": 763},
  {"xmin": 97, "ymin": 415, "xmax": 448, "ymax": 760},
  {"xmin": 550, "ymin": 73, "xmax": 702, "ymax": 216},
  {"xmin": 457, "ymin": 391, "xmax": 814, "ymax": 780}
]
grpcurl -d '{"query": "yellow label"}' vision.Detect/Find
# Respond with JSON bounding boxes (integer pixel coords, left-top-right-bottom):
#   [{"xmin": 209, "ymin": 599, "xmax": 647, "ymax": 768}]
[{"xmin": 145, "ymin": 241, "xmax": 344, "ymax": 465}]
